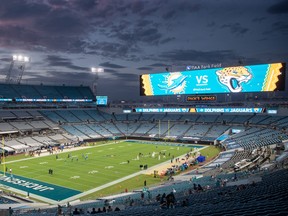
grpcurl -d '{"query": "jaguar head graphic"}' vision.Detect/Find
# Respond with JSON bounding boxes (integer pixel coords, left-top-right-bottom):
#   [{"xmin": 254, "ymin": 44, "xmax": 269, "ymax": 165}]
[{"xmin": 216, "ymin": 67, "xmax": 252, "ymax": 93}]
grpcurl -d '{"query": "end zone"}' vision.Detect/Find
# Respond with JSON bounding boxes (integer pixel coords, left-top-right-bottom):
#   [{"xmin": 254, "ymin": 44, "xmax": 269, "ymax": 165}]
[{"xmin": 0, "ymin": 172, "xmax": 81, "ymax": 203}]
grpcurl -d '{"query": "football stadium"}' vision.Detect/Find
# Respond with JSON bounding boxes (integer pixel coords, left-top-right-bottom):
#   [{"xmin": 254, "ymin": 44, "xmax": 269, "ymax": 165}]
[
  {"xmin": 0, "ymin": 62, "xmax": 287, "ymax": 215},
  {"xmin": 1, "ymin": 1, "xmax": 288, "ymax": 216}
]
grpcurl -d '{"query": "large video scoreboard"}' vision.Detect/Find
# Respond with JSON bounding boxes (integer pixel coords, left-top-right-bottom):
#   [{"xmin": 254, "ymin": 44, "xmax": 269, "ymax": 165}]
[
  {"xmin": 96, "ymin": 96, "xmax": 108, "ymax": 105},
  {"xmin": 140, "ymin": 63, "xmax": 285, "ymax": 96}
]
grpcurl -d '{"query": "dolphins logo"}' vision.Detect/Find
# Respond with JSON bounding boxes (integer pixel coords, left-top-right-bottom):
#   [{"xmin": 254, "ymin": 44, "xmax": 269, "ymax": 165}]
[{"xmin": 158, "ymin": 75, "xmax": 188, "ymax": 91}]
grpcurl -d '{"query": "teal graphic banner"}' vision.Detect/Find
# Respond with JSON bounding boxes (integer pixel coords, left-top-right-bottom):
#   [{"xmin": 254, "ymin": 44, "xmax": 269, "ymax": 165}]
[
  {"xmin": 134, "ymin": 107, "xmax": 263, "ymax": 113},
  {"xmin": 0, "ymin": 172, "xmax": 81, "ymax": 201}
]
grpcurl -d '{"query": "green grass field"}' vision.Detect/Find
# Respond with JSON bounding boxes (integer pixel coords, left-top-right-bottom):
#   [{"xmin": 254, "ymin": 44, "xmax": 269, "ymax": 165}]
[
  {"xmin": 81, "ymin": 144, "xmax": 221, "ymax": 200},
  {"xmin": 0, "ymin": 141, "xmax": 220, "ymax": 201}
]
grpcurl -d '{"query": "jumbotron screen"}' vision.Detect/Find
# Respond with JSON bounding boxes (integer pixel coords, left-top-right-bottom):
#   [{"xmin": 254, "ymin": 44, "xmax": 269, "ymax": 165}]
[
  {"xmin": 96, "ymin": 96, "xmax": 108, "ymax": 105},
  {"xmin": 140, "ymin": 63, "xmax": 285, "ymax": 96}
]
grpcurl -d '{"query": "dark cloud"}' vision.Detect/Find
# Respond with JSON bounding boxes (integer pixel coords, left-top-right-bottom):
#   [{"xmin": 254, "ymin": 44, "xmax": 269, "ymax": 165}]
[
  {"xmin": 207, "ymin": 22, "xmax": 216, "ymax": 27},
  {"xmin": 0, "ymin": 25, "xmax": 41, "ymax": 49},
  {"xmin": 67, "ymin": 64, "xmax": 89, "ymax": 71},
  {"xmin": 178, "ymin": 2, "xmax": 201, "ymax": 13},
  {"xmin": 0, "ymin": 10, "xmax": 88, "ymax": 53},
  {"xmin": 24, "ymin": 70, "xmax": 92, "ymax": 86},
  {"xmin": 221, "ymin": 23, "xmax": 249, "ymax": 35},
  {"xmin": 0, "ymin": 0, "xmax": 50, "ymax": 19},
  {"xmin": 47, "ymin": 0, "xmax": 68, "ymax": 6},
  {"xmin": 139, "ymin": 7, "xmax": 159, "ymax": 17},
  {"xmin": 263, "ymin": 21, "xmax": 288, "ymax": 35},
  {"xmin": 267, "ymin": 0, "xmax": 288, "ymax": 14},
  {"xmin": 85, "ymin": 41, "xmax": 140, "ymax": 61},
  {"xmin": 102, "ymin": 69, "xmax": 117, "ymax": 73},
  {"xmin": 149, "ymin": 63, "xmax": 168, "ymax": 67},
  {"xmin": 73, "ymin": 0, "xmax": 98, "ymax": 11},
  {"xmin": 269, "ymin": 21, "xmax": 288, "ymax": 35},
  {"xmin": 137, "ymin": 67, "xmax": 153, "ymax": 71},
  {"xmin": 87, "ymin": 1, "xmax": 116, "ymax": 19},
  {"xmin": 65, "ymin": 38, "xmax": 87, "ymax": 53},
  {"xmin": 45, "ymin": 55, "xmax": 71, "ymax": 66},
  {"xmin": 114, "ymin": 27, "xmax": 162, "ymax": 45},
  {"xmin": 113, "ymin": 72, "xmax": 138, "ymax": 81},
  {"xmin": 129, "ymin": 1, "xmax": 145, "ymax": 14},
  {"xmin": 106, "ymin": 20, "xmax": 132, "ymax": 36},
  {"xmin": 99, "ymin": 62, "xmax": 126, "ymax": 69},
  {"xmin": 137, "ymin": 20, "xmax": 152, "ymax": 28},
  {"xmin": 102, "ymin": 69, "xmax": 138, "ymax": 82},
  {"xmin": 45, "ymin": 55, "xmax": 88, "ymax": 71},
  {"xmin": 98, "ymin": 78, "xmax": 141, "ymax": 100},
  {"xmin": 160, "ymin": 37, "xmax": 175, "ymax": 44},
  {"xmin": 162, "ymin": 10, "xmax": 176, "ymax": 19},
  {"xmin": 36, "ymin": 36, "xmax": 86, "ymax": 53},
  {"xmin": 0, "ymin": 1, "xmax": 90, "ymax": 53},
  {"xmin": 158, "ymin": 50, "xmax": 256, "ymax": 65},
  {"xmin": 137, "ymin": 28, "xmax": 162, "ymax": 44},
  {"xmin": 35, "ymin": 9, "xmax": 85, "ymax": 35},
  {"xmin": 252, "ymin": 17, "xmax": 266, "ymax": 23},
  {"xmin": 0, "ymin": 57, "xmax": 12, "ymax": 62}
]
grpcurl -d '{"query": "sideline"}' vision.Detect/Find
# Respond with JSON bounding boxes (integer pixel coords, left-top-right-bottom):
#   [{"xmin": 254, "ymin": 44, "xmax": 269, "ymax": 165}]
[{"xmin": 3, "ymin": 140, "xmax": 126, "ymax": 165}]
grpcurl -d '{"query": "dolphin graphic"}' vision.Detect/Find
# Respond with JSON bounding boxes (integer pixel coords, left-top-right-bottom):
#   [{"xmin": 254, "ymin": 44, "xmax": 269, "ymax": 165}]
[{"xmin": 158, "ymin": 75, "xmax": 187, "ymax": 91}]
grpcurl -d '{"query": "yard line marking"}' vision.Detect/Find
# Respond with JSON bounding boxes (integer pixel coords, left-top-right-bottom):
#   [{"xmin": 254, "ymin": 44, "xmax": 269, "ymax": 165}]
[{"xmin": 88, "ymin": 170, "xmax": 98, "ymax": 174}]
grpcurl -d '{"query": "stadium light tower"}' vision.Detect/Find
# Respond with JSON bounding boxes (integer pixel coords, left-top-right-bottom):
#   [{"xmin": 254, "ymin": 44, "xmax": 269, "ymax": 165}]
[
  {"xmin": 6, "ymin": 55, "xmax": 30, "ymax": 84},
  {"xmin": 91, "ymin": 67, "xmax": 104, "ymax": 95}
]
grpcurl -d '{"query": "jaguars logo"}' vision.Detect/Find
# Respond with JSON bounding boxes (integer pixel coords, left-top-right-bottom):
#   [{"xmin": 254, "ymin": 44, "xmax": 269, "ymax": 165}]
[{"xmin": 216, "ymin": 67, "xmax": 252, "ymax": 93}]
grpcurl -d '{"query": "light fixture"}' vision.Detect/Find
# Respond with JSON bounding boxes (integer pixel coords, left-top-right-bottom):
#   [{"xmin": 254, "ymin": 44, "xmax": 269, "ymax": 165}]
[
  {"xmin": 12, "ymin": 55, "xmax": 30, "ymax": 62},
  {"xmin": 91, "ymin": 67, "xmax": 104, "ymax": 73}
]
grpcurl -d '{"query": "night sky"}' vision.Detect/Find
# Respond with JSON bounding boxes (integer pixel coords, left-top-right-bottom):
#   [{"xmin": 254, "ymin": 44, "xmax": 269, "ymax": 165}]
[{"xmin": 0, "ymin": 0, "xmax": 287, "ymax": 101}]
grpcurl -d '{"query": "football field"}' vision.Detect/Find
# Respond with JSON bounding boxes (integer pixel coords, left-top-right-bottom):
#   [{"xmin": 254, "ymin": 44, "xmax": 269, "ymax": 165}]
[{"xmin": 0, "ymin": 140, "xmax": 208, "ymax": 202}]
